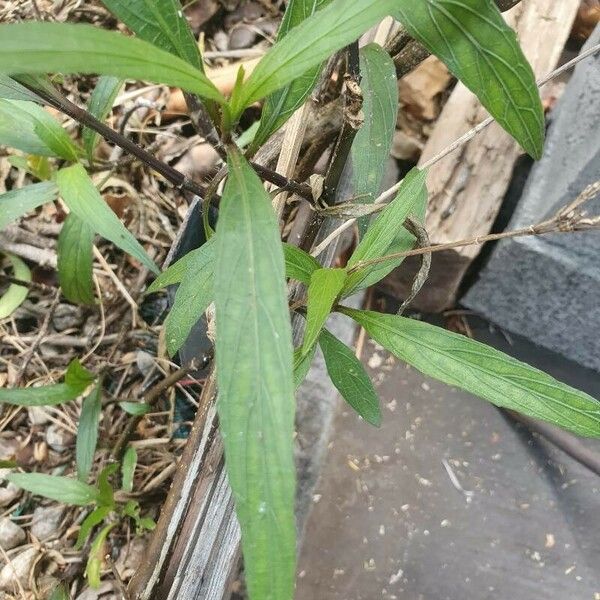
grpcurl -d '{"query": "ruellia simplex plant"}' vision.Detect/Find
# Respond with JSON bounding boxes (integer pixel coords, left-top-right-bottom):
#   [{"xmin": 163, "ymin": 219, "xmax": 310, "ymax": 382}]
[{"xmin": 1, "ymin": 1, "xmax": 600, "ymax": 598}]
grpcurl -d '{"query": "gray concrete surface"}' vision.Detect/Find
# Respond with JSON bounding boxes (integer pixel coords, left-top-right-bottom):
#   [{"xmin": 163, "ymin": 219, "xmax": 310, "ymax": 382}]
[
  {"xmin": 463, "ymin": 26, "xmax": 600, "ymax": 371},
  {"xmin": 296, "ymin": 319, "xmax": 600, "ymax": 599}
]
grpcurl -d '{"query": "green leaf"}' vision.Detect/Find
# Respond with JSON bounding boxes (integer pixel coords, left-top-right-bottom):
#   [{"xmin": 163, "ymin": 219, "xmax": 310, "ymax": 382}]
[
  {"xmin": 0, "ymin": 22, "xmax": 224, "ymax": 103},
  {"xmin": 147, "ymin": 239, "xmax": 312, "ymax": 294},
  {"xmin": 0, "ymin": 358, "xmax": 95, "ymax": 406},
  {"xmin": 343, "ymin": 168, "xmax": 427, "ymax": 296},
  {"xmin": 393, "ymin": 0, "xmax": 544, "ymax": 159},
  {"xmin": 86, "ymin": 523, "xmax": 116, "ymax": 588},
  {"xmin": 319, "ymin": 328, "xmax": 380, "ymax": 426},
  {"xmin": 101, "ymin": 0, "xmax": 202, "ymax": 70},
  {"xmin": 214, "ymin": 148, "xmax": 296, "ymax": 600},
  {"xmin": 48, "ymin": 583, "xmax": 71, "ymax": 600},
  {"xmin": 58, "ymin": 214, "xmax": 96, "ymax": 305},
  {"xmin": 303, "ymin": 268, "xmax": 346, "ymax": 356},
  {"xmin": 146, "ymin": 237, "xmax": 215, "ymax": 294},
  {"xmin": 0, "ymin": 182, "xmax": 58, "ymax": 231},
  {"xmin": 283, "ymin": 242, "xmax": 321, "ymax": 285},
  {"xmin": 75, "ymin": 505, "xmax": 112, "ymax": 550},
  {"xmin": 76, "ymin": 382, "xmax": 103, "ymax": 481},
  {"xmin": 163, "ymin": 244, "xmax": 215, "ymax": 357},
  {"xmin": 97, "ymin": 464, "xmax": 118, "ymax": 508},
  {"xmin": 65, "ymin": 359, "xmax": 96, "ymax": 389},
  {"xmin": 119, "ymin": 401, "xmax": 151, "ymax": 416},
  {"xmin": 4, "ymin": 473, "xmax": 100, "ymax": 505},
  {"xmin": 0, "ymin": 74, "xmax": 43, "ymax": 103},
  {"xmin": 344, "ymin": 308, "xmax": 600, "ymax": 438},
  {"xmin": 252, "ymin": 0, "xmax": 333, "ymax": 149},
  {"xmin": 0, "ymin": 99, "xmax": 80, "ymax": 159},
  {"xmin": 0, "ymin": 253, "xmax": 31, "ymax": 320},
  {"xmin": 293, "ymin": 344, "xmax": 317, "ymax": 389},
  {"xmin": 351, "ymin": 44, "xmax": 398, "ymax": 236},
  {"xmin": 57, "ymin": 164, "xmax": 159, "ymax": 275},
  {"xmin": 230, "ymin": 0, "xmax": 399, "ymax": 119},
  {"xmin": 83, "ymin": 76, "xmax": 122, "ymax": 162},
  {"xmin": 121, "ymin": 446, "xmax": 137, "ymax": 493}
]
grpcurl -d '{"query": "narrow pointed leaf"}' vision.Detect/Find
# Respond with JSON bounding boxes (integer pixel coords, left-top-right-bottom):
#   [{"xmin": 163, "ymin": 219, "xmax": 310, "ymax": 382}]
[
  {"xmin": 5, "ymin": 473, "xmax": 100, "ymax": 505},
  {"xmin": 230, "ymin": 0, "xmax": 399, "ymax": 118},
  {"xmin": 303, "ymin": 268, "xmax": 346, "ymax": 356},
  {"xmin": 351, "ymin": 44, "xmax": 398, "ymax": 236},
  {"xmin": 58, "ymin": 214, "xmax": 96, "ymax": 305},
  {"xmin": 393, "ymin": 0, "xmax": 544, "ymax": 159},
  {"xmin": 0, "ymin": 359, "xmax": 95, "ymax": 406},
  {"xmin": 344, "ymin": 309, "xmax": 600, "ymax": 437},
  {"xmin": 84, "ymin": 76, "xmax": 122, "ymax": 162},
  {"xmin": 0, "ymin": 253, "xmax": 31, "ymax": 320},
  {"xmin": 0, "ymin": 182, "xmax": 58, "ymax": 230},
  {"xmin": 121, "ymin": 446, "xmax": 137, "ymax": 493},
  {"xmin": 344, "ymin": 168, "xmax": 427, "ymax": 296},
  {"xmin": 0, "ymin": 99, "xmax": 79, "ymax": 159},
  {"xmin": 0, "ymin": 74, "xmax": 43, "ymax": 103},
  {"xmin": 319, "ymin": 328, "xmax": 380, "ymax": 426},
  {"xmin": 146, "ymin": 237, "xmax": 215, "ymax": 294},
  {"xmin": 101, "ymin": 0, "xmax": 202, "ymax": 70},
  {"xmin": 86, "ymin": 523, "xmax": 116, "ymax": 587},
  {"xmin": 75, "ymin": 505, "xmax": 112, "ymax": 550},
  {"xmin": 0, "ymin": 23, "xmax": 224, "ymax": 103},
  {"xmin": 252, "ymin": 0, "xmax": 333, "ymax": 149},
  {"xmin": 57, "ymin": 165, "xmax": 159, "ymax": 275},
  {"xmin": 148, "ymin": 239, "xmax": 317, "ymax": 294},
  {"xmin": 283, "ymin": 242, "xmax": 321, "ymax": 285},
  {"xmin": 76, "ymin": 382, "xmax": 103, "ymax": 481},
  {"xmin": 214, "ymin": 148, "xmax": 296, "ymax": 600},
  {"xmin": 164, "ymin": 247, "xmax": 214, "ymax": 357},
  {"xmin": 293, "ymin": 344, "xmax": 317, "ymax": 389}
]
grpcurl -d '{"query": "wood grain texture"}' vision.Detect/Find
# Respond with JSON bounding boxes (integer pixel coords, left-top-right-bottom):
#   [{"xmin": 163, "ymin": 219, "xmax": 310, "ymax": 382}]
[{"xmin": 382, "ymin": 0, "xmax": 580, "ymax": 312}]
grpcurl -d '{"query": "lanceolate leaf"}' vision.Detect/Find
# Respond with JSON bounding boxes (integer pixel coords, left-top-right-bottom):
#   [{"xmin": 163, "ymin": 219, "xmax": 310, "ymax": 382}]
[
  {"xmin": 0, "ymin": 99, "xmax": 80, "ymax": 159},
  {"xmin": 121, "ymin": 446, "xmax": 137, "ymax": 493},
  {"xmin": 58, "ymin": 214, "xmax": 96, "ymax": 305},
  {"xmin": 252, "ymin": 0, "xmax": 333, "ymax": 149},
  {"xmin": 230, "ymin": 0, "xmax": 399, "ymax": 118},
  {"xmin": 57, "ymin": 165, "xmax": 159, "ymax": 275},
  {"xmin": 147, "ymin": 239, "xmax": 318, "ymax": 293},
  {"xmin": 0, "ymin": 74, "xmax": 43, "ymax": 103},
  {"xmin": 76, "ymin": 381, "xmax": 103, "ymax": 481},
  {"xmin": 293, "ymin": 344, "xmax": 317, "ymax": 389},
  {"xmin": 4, "ymin": 473, "xmax": 100, "ymax": 505},
  {"xmin": 0, "ymin": 359, "xmax": 95, "ymax": 406},
  {"xmin": 101, "ymin": 0, "xmax": 202, "ymax": 70},
  {"xmin": 393, "ymin": 0, "xmax": 544, "ymax": 159},
  {"xmin": 283, "ymin": 242, "xmax": 321, "ymax": 285},
  {"xmin": 351, "ymin": 44, "xmax": 398, "ymax": 236},
  {"xmin": 344, "ymin": 308, "xmax": 600, "ymax": 437},
  {"xmin": 214, "ymin": 148, "xmax": 296, "ymax": 600},
  {"xmin": 0, "ymin": 182, "xmax": 58, "ymax": 230},
  {"xmin": 164, "ymin": 246, "xmax": 214, "ymax": 357},
  {"xmin": 146, "ymin": 237, "xmax": 215, "ymax": 294},
  {"xmin": 319, "ymin": 328, "xmax": 381, "ymax": 426},
  {"xmin": 0, "ymin": 23, "xmax": 224, "ymax": 103},
  {"xmin": 303, "ymin": 268, "xmax": 346, "ymax": 356},
  {"xmin": 343, "ymin": 168, "xmax": 427, "ymax": 296},
  {"xmin": 84, "ymin": 76, "xmax": 123, "ymax": 162},
  {"xmin": 0, "ymin": 253, "xmax": 31, "ymax": 320}
]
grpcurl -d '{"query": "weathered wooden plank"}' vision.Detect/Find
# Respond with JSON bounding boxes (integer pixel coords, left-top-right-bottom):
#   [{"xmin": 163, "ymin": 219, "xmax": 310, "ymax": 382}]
[{"xmin": 380, "ymin": 0, "xmax": 581, "ymax": 312}]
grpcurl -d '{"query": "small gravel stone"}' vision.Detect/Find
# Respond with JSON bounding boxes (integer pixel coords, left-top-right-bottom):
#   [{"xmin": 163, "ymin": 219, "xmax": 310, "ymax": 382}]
[
  {"xmin": 0, "ymin": 518, "xmax": 26, "ymax": 550},
  {"xmin": 0, "ymin": 482, "xmax": 22, "ymax": 508},
  {"xmin": 30, "ymin": 505, "xmax": 66, "ymax": 540},
  {"xmin": 28, "ymin": 406, "xmax": 50, "ymax": 426},
  {"xmin": 0, "ymin": 547, "xmax": 38, "ymax": 591},
  {"xmin": 45, "ymin": 424, "xmax": 75, "ymax": 453}
]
